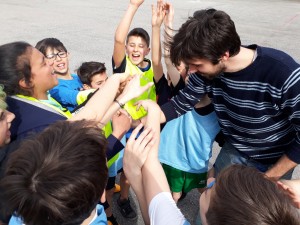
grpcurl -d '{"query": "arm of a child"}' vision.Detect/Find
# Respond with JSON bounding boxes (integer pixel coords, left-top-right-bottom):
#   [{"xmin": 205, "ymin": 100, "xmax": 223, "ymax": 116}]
[
  {"xmin": 163, "ymin": 3, "xmax": 181, "ymax": 87},
  {"xmin": 151, "ymin": 0, "xmax": 166, "ymax": 82},
  {"xmin": 99, "ymin": 74, "xmax": 153, "ymax": 125},
  {"xmin": 70, "ymin": 73, "xmax": 152, "ymax": 124},
  {"xmin": 113, "ymin": 0, "xmax": 144, "ymax": 68}
]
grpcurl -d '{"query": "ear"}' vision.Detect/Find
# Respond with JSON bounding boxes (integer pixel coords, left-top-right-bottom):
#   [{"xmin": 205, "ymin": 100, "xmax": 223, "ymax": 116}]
[
  {"xmin": 19, "ymin": 78, "xmax": 30, "ymax": 89},
  {"xmin": 145, "ymin": 47, "xmax": 150, "ymax": 56},
  {"xmin": 220, "ymin": 51, "xmax": 230, "ymax": 61},
  {"xmin": 83, "ymin": 84, "xmax": 91, "ymax": 90}
]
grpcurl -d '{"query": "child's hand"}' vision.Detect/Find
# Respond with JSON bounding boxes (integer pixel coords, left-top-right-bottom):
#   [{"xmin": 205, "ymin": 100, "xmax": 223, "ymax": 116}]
[
  {"xmin": 163, "ymin": 2, "xmax": 174, "ymax": 29},
  {"xmin": 116, "ymin": 76, "xmax": 133, "ymax": 98},
  {"xmin": 123, "ymin": 123, "xmax": 156, "ymax": 178},
  {"xmin": 130, "ymin": 0, "xmax": 144, "ymax": 7},
  {"xmin": 118, "ymin": 74, "xmax": 154, "ymax": 103},
  {"xmin": 277, "ymin": 180, "xmax": 300, "ymax": 209},
  {"xmin": 135, "ymin": 99, "xmax": 156, "ymax": 112},
  {"xmin": 112, "ymin": 109, "xmax": 132, "ymax": 140},
  {"xmin": 152, "ymin": 0, "xmax": 166, "ymax": 28}
]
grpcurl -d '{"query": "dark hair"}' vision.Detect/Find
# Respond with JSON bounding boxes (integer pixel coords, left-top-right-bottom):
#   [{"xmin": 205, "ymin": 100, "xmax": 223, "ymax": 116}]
[
  {"xmin": 168, "ymin": 8, "xmax": 241, "ymax": 66},
  {"xmin": 127, "ymin": 27, "xmax": 150, "ymax": 47},
  {"xmin": 0, "ymin": 42, "xmax": 33, "ymax": 96},
  {"xmin": 77, "ymin": 61, "xmax": 107, "ymax": 85},
  {"xmin": 0, "ymin": 120, "xmax": 108, "ymax": 225},
  {"xmin": 206, "ymin": 165, "xmax": 300, "ymax": 225},
  {"xmin": 35, "ymin": 38, "xmax": 68, "ymax": 56}
]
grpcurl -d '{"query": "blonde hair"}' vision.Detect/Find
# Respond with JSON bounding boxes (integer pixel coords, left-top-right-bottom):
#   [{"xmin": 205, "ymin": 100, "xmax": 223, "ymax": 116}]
[{"xmin": 0, "ymin": 85, "xmax": 7, "ymax": 110}]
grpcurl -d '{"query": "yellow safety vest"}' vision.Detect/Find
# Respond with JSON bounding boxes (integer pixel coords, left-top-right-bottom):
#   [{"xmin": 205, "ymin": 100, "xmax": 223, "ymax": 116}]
[{"xmin": 124, "ymin": 57, "xmax": 156, "ymax": 120}]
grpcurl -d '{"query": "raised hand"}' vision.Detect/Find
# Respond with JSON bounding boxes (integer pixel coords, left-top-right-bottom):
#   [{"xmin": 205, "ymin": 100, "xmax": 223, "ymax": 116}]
[
  {"xmin": 163, "ymin": 2, "xmax": 174, "ymax": 29},
  {"xmin": 152, "ymin": 0, "xmax": 166, "ymax": 28},
  {"xmin": 130, "ymin": 0, "xmax": 144, "ymax": 7}
]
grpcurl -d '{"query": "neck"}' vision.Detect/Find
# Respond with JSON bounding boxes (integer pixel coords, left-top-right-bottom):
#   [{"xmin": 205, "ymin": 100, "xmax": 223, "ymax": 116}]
[
  {"xmin": 56, "ymin": 71, "xmax": 72, "ymax": 80},
  {"xmin": 224, "ymin": 47, "xmax": 256, "ymax": 73},
  {"xmin": 32, "ymin": 92, "xmax": 48, "ymax": 100}
]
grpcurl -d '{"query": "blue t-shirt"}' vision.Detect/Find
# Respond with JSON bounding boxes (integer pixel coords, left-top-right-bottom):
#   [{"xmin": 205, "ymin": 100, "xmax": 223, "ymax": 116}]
[{"xmin": 49, "ymin": 74, "xmax": 83, "ymax": 112}]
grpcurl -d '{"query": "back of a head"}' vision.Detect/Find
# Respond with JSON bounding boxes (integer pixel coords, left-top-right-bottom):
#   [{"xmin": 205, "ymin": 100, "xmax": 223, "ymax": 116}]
[
  {"xmin": 0, "ymin": 120, "xmax": 108, "ymax": 225},
  {"xmin": 77, "ymin": 61, "xmax": 106, "ymax": 85},
  {"xmin": 168, "ymin": 8, "xmax": 241, "ymax": 66},
  {"xmin": 127, "ymin": 27, "xmax": 150, "ymax": 47},
  {"xmin": 35, "ymin": 37, "xmax": 67, "ymax": 56},
  {"xmin": 206, "ymin": 165, "xmax": 300, "ymax": 225},
  {"xmin": 0, "ymin": 41, "xmax": 32, "ymax": 96}
]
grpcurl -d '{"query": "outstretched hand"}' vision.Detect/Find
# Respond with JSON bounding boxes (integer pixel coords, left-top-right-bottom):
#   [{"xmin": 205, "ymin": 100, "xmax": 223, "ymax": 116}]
[
  {"xmin": 152, "ymin": 0, "xmax": 167, "ymax": 28},
  {"xmin": 163, "ymin": 2, "xmax": 174, "ymax": 29},
  {"xmin": 123, "ymin": 123, "xmax": 156, "ymax": 180},
  {"xmin": 118, "ymin": 74, "xmax": 154, "ymax": 103}
]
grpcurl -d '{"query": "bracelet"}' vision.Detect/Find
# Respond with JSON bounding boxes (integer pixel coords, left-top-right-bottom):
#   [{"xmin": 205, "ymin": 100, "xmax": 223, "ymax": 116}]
[{"xmin": 114, "ymin": 99, "xmax": 125, "ymax": 108}]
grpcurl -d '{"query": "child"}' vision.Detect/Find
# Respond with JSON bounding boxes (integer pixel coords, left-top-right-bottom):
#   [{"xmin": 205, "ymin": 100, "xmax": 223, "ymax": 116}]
[
  {"xmin": 112, "ymin": 0, "xmax": 156, "ymax": 120},
  {"xmin": 77, "ymin": 61, "xmax": 108, "ymax": 90},
  {"xmin": 1, "ymin": 120, "xmax": 109, "ymax": 225},
  {"xmin": 111, "ymin": 0, "xmax": 157, "ymax": 219},
  {"xmin": 35, "ymin": 38, "xmax": 84, "ymax": 112}
]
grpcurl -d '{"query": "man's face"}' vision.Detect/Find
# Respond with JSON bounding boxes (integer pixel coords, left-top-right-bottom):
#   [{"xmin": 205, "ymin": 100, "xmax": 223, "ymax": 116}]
[{"xmin": 186, "ymin": 58, "xmax": 226, "ymax": 80}]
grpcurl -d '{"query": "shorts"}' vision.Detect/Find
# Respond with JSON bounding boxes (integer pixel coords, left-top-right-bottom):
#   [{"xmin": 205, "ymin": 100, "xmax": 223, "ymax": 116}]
[{"xmin": 162, "ymin": 164, "xmax": 207, "ymax": 193}]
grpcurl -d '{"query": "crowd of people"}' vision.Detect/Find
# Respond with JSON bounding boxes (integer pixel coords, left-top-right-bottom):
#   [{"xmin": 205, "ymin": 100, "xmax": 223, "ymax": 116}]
[{"xmin": 0, "ymin": 0, "xmax": 300, "ymax": 224}]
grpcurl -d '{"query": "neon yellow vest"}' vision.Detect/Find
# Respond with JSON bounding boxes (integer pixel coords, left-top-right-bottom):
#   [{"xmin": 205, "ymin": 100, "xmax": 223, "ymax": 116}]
[
  {"xmin": 16, "ymin": 94, "xmax": 72, "ymax": 118},
  {"xmin": 124, "ymin": 57, "xmax": 156, "ymax": 120}
]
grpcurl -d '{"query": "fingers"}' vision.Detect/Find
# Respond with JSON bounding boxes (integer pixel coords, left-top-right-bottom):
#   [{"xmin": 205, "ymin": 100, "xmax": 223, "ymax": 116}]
[{"xmin": 128, "ymin": 123, "xmax": 144, "ymax": 143}]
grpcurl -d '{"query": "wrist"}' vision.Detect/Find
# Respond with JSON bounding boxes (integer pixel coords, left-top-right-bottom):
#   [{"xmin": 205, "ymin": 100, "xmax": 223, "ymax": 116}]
[{"xmin": 114, "ymin": 99, "xmax": 125, "ymax": 109}]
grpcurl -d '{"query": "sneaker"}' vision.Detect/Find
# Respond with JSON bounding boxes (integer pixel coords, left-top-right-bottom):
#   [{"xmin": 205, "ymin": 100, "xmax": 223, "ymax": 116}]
[
  {"xmin": 114, "ymin": 184, "xmax": 121, "ymax": 193},
  {"xmin": 117, "ymin": 197, "xmax": 137, "ymax": 219},
  {"xmin": 107, "ymin": 214, "xmax": 119, "ymax": 225}
]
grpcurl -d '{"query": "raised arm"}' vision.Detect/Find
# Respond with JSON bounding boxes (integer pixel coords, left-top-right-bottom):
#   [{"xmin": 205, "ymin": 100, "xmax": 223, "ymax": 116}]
[
  {"xmin": 151, "ymin": 0, "xmax": 166, "ymax": 82},
  {"xmin": 113, "ymin": 0, "xmax": 144, "ymax": 68},
  {"xmin": 163, "ymin": 3, "xmax": 182, "ymax": 86}
]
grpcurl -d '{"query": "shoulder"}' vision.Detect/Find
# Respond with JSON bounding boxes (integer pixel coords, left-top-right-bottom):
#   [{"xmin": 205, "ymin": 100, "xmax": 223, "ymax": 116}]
[{"xmin": 257, "ymin": 45, "xmax": 299, "ymax": 71}]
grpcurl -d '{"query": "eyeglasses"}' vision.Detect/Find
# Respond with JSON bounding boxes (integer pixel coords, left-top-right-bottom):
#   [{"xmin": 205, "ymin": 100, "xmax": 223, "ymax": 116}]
[{"xmin": 46, "ymin": 51, "xmax": 67, "ymax": 61}]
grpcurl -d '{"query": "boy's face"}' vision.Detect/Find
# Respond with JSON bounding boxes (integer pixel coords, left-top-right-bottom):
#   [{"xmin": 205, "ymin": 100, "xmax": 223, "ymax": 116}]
[
  {"xmin": 125, "ymin": 36, "xmax": 150, "ymax": 67},
  {"xmin": 88, "ymin": 72, "xmax": 108, "ymax": 89},
  {"xmin": 45, "ymin": 47, "xmax": 70, "ymax": 76}
]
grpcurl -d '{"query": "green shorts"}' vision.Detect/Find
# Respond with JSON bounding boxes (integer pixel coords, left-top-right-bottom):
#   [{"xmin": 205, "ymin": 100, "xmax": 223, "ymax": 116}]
[{"xmin": 162, "ymin": 163, "xmax": 207, "ymax": 193}]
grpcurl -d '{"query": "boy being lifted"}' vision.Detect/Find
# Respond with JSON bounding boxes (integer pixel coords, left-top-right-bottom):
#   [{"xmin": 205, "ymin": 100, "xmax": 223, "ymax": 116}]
[{"xmin": 112, "ymin": 0, "xmax": 156, "ymax": 120}]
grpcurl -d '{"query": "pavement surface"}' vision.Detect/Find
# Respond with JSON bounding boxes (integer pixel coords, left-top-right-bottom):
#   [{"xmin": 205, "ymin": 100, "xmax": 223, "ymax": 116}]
[{"xmin": 1, "ymin": 0, "xmax": 300, "ymax": 224}]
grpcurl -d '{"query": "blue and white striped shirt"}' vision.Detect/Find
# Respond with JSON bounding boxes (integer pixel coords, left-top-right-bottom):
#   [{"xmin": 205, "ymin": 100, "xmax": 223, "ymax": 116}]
[{"xmin": 161, "ymin": 45, "xmax": 300, "ymax": 164}]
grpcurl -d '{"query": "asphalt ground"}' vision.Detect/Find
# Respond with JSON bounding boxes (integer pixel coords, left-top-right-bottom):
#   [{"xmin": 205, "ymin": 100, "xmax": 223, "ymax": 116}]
[{"xmin": 1, "ymin": 0, "xmax": 300, "ymax": 224}]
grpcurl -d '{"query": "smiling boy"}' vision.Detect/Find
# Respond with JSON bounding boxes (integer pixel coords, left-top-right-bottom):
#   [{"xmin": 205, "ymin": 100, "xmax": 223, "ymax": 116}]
[{"xmin": 36, "ymin": 38, "xmax": 83, "ymax": 112}]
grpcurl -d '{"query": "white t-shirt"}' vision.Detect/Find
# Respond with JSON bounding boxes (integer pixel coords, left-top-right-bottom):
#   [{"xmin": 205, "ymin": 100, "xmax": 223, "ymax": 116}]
[{"xmin": 149, "ymin": 192, "xmax": 190, "ymax": 225}]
